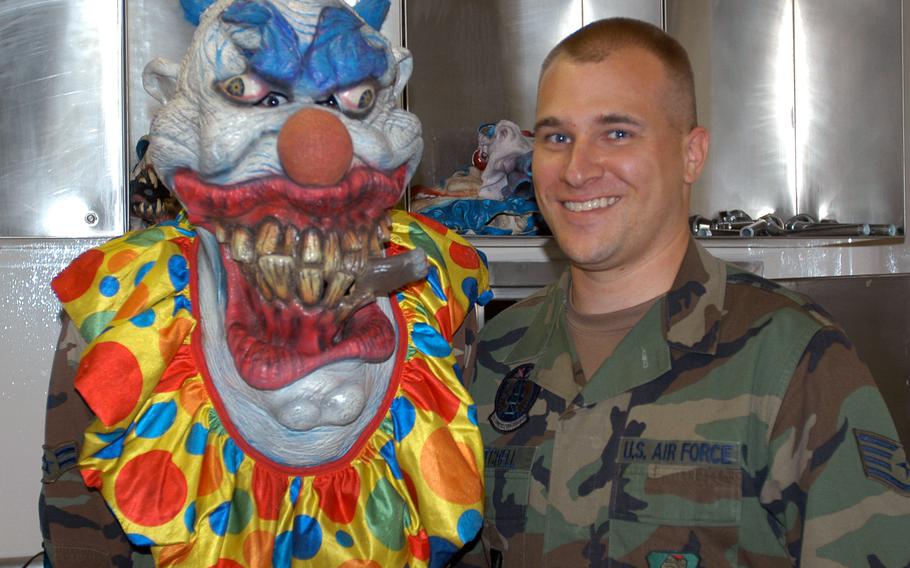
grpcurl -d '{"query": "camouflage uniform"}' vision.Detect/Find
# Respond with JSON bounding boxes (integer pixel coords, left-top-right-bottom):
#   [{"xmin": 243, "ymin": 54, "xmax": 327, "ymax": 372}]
[{"xmin": 462, "ymin": 240, "xmax": 910, "ymax": 567}]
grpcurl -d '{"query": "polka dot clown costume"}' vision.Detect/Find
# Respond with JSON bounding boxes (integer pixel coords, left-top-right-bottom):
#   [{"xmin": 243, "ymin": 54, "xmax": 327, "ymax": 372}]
[{"xmin": 46, "ymin": 1, "xmax": 491, "ymax": 566}]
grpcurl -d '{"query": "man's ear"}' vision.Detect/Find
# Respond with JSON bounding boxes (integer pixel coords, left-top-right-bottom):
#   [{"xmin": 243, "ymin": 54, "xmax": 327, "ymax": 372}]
[
  {"xmin": 683, "ymin": 126, "xmax": 710, "ymax": 185},
  {"xmin": 142, "ymin": 58, "xmax": 181, "ymax": 105}
]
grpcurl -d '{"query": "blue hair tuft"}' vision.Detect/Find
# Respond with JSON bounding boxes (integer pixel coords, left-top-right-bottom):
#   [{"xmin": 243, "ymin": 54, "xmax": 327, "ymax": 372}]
[
  {"xmin": 180, "ymin": 0, "xmax": 218, "ymax": 26},
  {"xmin": 353, "ymin": 0, "xmax": 390, "ymax": 31}
]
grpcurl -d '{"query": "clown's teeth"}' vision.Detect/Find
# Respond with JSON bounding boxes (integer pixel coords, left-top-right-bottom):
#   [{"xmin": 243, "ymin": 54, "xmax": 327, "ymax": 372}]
[
  {"xmin": 214, "ymin": 222, "xmax": 228, "ymax": 244},
  {"xmin": 342, "ymin": 229, "xmax": 361, "ymax": 252},
  {"xmin": 324, "ymin": 271, "xmax": 354, "ymax": 306},
  {"xmin": 343, "ymin": 246, "xmax": 367, "ymax": 276},
  {"xmin": 256, "ymin": 270, "xmax": 275, "ymax": 301},
  {"xmin": 300, "ymin": 228, "xmax": 323, "ymax": 264},
  {"xmin": 323, "ymin": 232, "xmax": 342, "ymax": 273},
  {"xmin": 563, "ymin": 196, "xmax": 620, "ymax": 212},
  {"xmin": 298, "ymin": 265, "xmax": 323, "ymax": 305},
  {"xmin": 231, "ymin": 227, "xmax": 255, "ymax": 263},
  {"xmin": 282, "ymin": 225, "xmax": 299, "ymax": 256},
  {"xmin": 337, "ymin": 289, "xmax": 372, "ymax": 323},
  {"xmin": 255, "ymin": 219, "xmax": 281, "ymax": 256},
  {"xmin": 258, "ymin": 255, "xmax": 294, "ymax": 301}
]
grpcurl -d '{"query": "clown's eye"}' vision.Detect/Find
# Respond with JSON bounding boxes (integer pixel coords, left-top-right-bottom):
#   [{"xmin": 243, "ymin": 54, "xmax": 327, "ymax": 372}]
[
  {"xmin": 217, "ymin": 73, "xmax": 289, "ymax": 107},
  {"xmin": 256, "ymin": 92, "xmax": 289, "ymax": 107},
  {"xmin": 316, "ymin": 82, "xmax": 377, "ymax": 118}
]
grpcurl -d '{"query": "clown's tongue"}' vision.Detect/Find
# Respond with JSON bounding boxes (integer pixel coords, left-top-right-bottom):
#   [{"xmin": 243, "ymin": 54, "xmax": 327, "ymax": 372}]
[{"xmin": 175, "ymin": 168, "xmax": 410, "ymax": 391}]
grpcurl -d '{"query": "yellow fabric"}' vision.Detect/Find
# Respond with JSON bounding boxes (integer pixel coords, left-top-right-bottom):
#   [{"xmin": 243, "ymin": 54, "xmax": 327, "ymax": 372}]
[{"xmin": 52, "ymin": 211, "xmax": 490, "ymax": 567}]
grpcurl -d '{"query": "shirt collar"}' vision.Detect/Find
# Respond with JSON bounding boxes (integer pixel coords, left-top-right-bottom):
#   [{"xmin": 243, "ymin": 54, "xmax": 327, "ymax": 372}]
[{"xmin": 502, "ymin": 237, "xmax": 726, "ymax": 366}]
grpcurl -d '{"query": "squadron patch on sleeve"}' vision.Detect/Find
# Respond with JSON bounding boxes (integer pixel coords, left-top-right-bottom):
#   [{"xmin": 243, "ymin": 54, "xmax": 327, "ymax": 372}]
[
  {"xmin": 489, "ymin": 363, "xmax": 539, "ymax": 434},
  {"xmin": 854, "ymin": 429, "xmax": 910, "ymax": 494}
]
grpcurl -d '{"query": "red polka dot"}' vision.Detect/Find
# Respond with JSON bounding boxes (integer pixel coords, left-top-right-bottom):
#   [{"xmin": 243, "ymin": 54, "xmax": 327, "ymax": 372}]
[
  {"xmin": 401, "ymin": 358, "xmax": 460, "ymax": 423},
  {"xmin": 434, "ymin": 305, "xmax": 453, "ymax": 339},
  {"xmin": 448, "ymin": 241, "xmax": 480, "ymax": 269},
  {"xmin": 115, "ymin": 450, "xmax": 187, "ymax": 526},
  {"xmin": 156, "ymin": 345, "xmax": 197, "ymax": 393},
  {"xmin": 408, "ymin": 528, "xmax": 430, "ymax": 561},
  {"xmin": 251, "ymin": 463, "xmax": 289, "ymax": 521},
  {"xmin": 419, "ymin": 428, "xmax": 481, "ymax": 505},
  {"xmin": 158, "ymin": 542, "xmax": 194, "ymax": 567},
  {"xmin": 74, "ymin": 342, "xmax": 144, "ymax": 426},
  {"xmin": 209, "ymin": 560, "xmax": 244, "ymax": 568},
  {"xmin": 313, "ymin": 466, "xmax": 361, "ymax": 524},
  {"xmin": 243, "ymin": 531, "xmax": 274, "ymax": 567},
  {"xmin": 82, "ymin": 468, "xmax": 103, "ymax": 490},
  {"xmin": 413, "ymin": 213, "xmax": 449, "ymax": 236},
  {"xmin": 52, "ymin": 249, "xmax": 105, "ymax": 303},
  {"xmin": 159, "ymin": 318, "xmax": 195, "ymax": 363}
]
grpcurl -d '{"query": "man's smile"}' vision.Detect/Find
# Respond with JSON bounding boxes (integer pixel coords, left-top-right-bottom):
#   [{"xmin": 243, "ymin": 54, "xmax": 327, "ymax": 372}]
[{"xmin": 562, "ymin": 196, "xmax": 621, "ymax": 212}]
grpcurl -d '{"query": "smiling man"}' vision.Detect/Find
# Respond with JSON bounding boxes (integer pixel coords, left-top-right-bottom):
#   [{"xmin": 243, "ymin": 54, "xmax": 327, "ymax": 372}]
[{"xmin": 461, "ymin": 18, "xmax": 910, "ymax": 568}]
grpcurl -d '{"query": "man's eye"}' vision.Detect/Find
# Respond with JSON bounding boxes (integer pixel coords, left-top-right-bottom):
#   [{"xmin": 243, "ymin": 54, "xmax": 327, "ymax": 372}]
[
  {"xmin": 607, "ymin": 129, "xmax": 630, "ymax": 140},
  {"xmin": 545, "ymin": 133, "xmax": 570, "ymax": 144},
  {"xmin": 256, "ymin": 92, "xmax": 289, "ymax": 107}
]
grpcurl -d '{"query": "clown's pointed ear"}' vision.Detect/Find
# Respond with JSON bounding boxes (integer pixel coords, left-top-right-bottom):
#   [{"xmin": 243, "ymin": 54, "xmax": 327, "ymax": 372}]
[
  {"xmin": 142, "ymin": 58, "xmax": 181, "ymax": 105},
  {"xmin": 353, "ymin": 0, "xmax": 391, "ymax": 30},
  {"xmin": 391, "ymin": 47, "xmax": 412, "ymax": 99}
]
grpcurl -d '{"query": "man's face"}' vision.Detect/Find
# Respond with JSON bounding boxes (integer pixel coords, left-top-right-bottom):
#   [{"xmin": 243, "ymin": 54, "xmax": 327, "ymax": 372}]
[{"xmin": 532, "ymin": 48, "xmax": 706, "ymax": 273}]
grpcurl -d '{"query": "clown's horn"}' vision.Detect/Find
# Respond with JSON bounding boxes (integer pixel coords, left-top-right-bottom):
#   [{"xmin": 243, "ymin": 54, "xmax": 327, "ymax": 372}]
[
  {"xmin": 353, "ymin": 0, "xmax": 390, "ymax": 30},
  {"xmin": 180, "ymin": 0, "xmax": 218, "ymax": 26}
]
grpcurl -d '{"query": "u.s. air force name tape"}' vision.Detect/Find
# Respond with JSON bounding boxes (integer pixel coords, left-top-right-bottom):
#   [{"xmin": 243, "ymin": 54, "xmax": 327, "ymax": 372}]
[{"xmin": 617, "ymin": 437, "xmax": 740, "ymax": 469}]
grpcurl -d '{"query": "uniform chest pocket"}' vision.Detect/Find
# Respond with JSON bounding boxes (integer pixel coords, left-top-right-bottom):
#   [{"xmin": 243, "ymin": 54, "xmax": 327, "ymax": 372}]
[
  {"xmin": 609, "ymin": 463, "xmax": 743, "ymax": 566},
  {"xmin": 610, "ymin": 463, "xmax": 742, "ymax": 525}
]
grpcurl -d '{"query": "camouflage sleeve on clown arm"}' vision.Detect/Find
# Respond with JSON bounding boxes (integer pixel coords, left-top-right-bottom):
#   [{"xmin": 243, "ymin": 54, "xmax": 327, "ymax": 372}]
[
  {"xmin": 40, "ymin": 314, "xmax": 142, "ymax": 568},
  {"xmin": 760, "ymin": 326, "xmax": 910, "ymax": 566}
]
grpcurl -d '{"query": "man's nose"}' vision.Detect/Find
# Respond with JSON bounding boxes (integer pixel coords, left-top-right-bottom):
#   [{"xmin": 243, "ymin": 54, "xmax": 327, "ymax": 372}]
[
  {"xmin": 562, "ymin": 139, "xmax": 604, "ymax": 188},
  {"xmin": 277, "ymin": 107, "xmax": 354, "ymax": 186}
]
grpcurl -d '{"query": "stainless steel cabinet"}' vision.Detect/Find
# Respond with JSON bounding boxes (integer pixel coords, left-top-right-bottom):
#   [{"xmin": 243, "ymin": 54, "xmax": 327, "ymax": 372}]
[
  {"xmin": 667, "ymin": 0, "xmax": 903, "ymax": 226},
  {"xmin": 0, "ymin": 0, "xmax": 126, "ymax": 238}
]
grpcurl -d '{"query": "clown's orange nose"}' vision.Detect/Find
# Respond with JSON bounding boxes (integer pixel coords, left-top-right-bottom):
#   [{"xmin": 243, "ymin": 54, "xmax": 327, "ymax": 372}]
[{"xmin": 277, "ymin": 108, "xmax": 353, "ymax": 186}]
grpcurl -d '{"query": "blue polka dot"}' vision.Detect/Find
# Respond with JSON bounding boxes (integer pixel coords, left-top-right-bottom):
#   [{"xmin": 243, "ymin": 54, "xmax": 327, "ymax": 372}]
[
  {"xmin": 130, "ymin": 308, "xmax": 155, "ymax": 328},
  {"xmin": 134, "ymin": 261, "xmax": 155, "ymax": 286},
  {"xmin": 292, "ymin": 514, "xmax": 323, "ymax": 560},
  {"xmin": 173, "ymin": 294, "xmax": 192, "ymax": 315},
  {"xmin": 396, "ymin": 292, "xmax": 406, "ymax": 303},
  {"xmin": 390, "ymin": 397, "xmax": 416, "ymax": 442},
  {"xmin": 477, "ymin": 249, "xmax": 489, "ymax": 267},
  {"xmin": 92, "ymin": 428, "xmax": 129, "ymax": 459},
  {"xmin": 289, "ymin": 477, "xmax": 302, "ymax": 506},
  {"xmin": 462, "ymin": 277, "xmax": 479, "ymax": 305},
  {"xmin": 429, "ymin": 536, "xmax": 459, "ymax": 568},
  {"xmin": 453, "ymin": 363, "xmax": 463, "ymax": 382},
  {"xmin": 99, "ymin": 276, "xmax": 120, "ymax": 297},
  {"xmin": 273, "ymin": 531, "xmax": 292, "ymax": 568},
  {"xmin": 457, "ymin": 509, "xmax": 482, "ymax": 544},
  {"xmin": 185, "ymin": 423, "xmax": 208, "ymax": 455},
  {"xmin": 427, "ymin": 266, "xmax": 446, "ymax": 301},
  {"xmin": 335, "ymin": 530, "xmax": 353, "ymax": 548},
  {"xmin": 223, "ymin": 439, "xmax": 244, "ymax": 474},
  {"xmin": 379, "ymin": 440, "xmax": 403, "ymax": 480},
  {"xmin": 127, "ymin": 533, "xmax": 155, "ymax": 547},
  {"xmin": 168, "ymin": 254, "xmax": 189, "ymax": 292},
  {"xmin": 478, "ymin": 289, "xmax": 494, "ymax": 306},
  {"xmin": 412, "ymin": 323, "xmax": 452, "ymax": 358},
  {"xmin": 184, "ymin": 502, "xmax": 197, "ymax": 533},
  {"xmin": 209, "ymin": 501, "xmax": 231, "ymax": 536},
  {"xmin": 135, "ymin": 401, "xmax": 177, "ymax": 439},
  {"xmin": 467, "ymin": 404, "xmax": 478, "ymax": 426}
]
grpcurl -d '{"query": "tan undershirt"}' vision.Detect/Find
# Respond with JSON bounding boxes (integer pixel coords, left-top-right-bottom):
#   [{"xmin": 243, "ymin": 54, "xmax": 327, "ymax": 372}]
[{"xmin": 566, "ymin": 291, "xmax": 661, "ymax": 382}]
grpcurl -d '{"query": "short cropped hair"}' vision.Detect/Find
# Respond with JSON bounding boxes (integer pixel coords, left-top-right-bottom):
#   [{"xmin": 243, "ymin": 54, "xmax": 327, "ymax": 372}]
[{"xmin": 540, "ymin": 18, "xmax": 697, "ymax": 131}]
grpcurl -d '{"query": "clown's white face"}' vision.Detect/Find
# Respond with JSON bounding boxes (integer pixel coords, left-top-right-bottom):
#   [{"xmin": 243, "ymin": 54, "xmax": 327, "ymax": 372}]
[{"xmin": 144, "ymin": 0, "xmax": 426, "ymax": 468}]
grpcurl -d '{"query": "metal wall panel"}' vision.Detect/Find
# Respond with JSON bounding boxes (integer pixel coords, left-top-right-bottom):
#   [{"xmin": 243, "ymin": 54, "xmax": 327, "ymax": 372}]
[
  {"xmin": 796, "ymin": 0, "xmax": 903, "ymax": 225},
  {"xmin": 666, "ymin": 0, "xmax": 796, "ymax": 221},
  {"xmin": 405, "ymin": 0, "xmax": 582, "ymax": 187},
  {"xmin": 0, "ymin": 0, "xmax": 125, "ymax": 238},
  {"xmin": 583, "ymin": 0, "xmax": 661, "ymax": 26}
]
